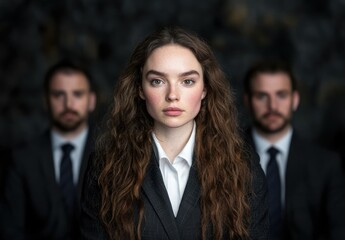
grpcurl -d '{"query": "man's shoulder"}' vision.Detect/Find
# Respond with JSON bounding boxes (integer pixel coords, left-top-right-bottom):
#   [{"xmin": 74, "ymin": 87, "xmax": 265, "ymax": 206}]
[
  {"xmin": 241, "ymin": 127, "xmax": 255, "ymax": 145},
  {"xmin": 15, "ymin": 130, "xmax": 50, "ymax": 149},
  {"xmin": 11, "ymin": 130, "xmax": 51, "ymax": 163},
  {"xmin": 290, "ymin": 132, "xmax": 343, "ymax": 173},
  {"xmin": 291, "ymin": 132, "xmax": 339, "ymax": 158}
]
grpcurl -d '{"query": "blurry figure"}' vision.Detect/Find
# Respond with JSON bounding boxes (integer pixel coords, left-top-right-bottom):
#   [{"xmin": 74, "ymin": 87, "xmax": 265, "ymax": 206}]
[
  {"xmin": 0, "ymin": 145, "xmax": 11, "ymax": 193},
  {"xmin": 318, "ymin": 92, "xmax": 345, "ymax": 165},
  {"xmin": 243, "ymin": 59, "xmax": 345, "ymax": 240},
  {"xmin": 80, "ymin": 27, "xmax": 268, "ymax": 240},
  {"xmin": 0, "ymin": 59, "xmax": 97, "ymax": 239}
]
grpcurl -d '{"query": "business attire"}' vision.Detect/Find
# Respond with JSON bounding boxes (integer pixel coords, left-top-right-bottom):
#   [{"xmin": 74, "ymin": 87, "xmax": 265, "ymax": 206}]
[
  {"xmin": 0, "ymin": 145, "xmax": 11, "ymax": 191},
  {"xmin": 80, "ymin": 144, "xmax": 269, "ymax": 239},
  {"xmin": 247, "ymin": 128, "xmax": 345, "ymax": 240},
  {"xmin": 0, "ymin": 128, "xmax": 94, "ymax": 240}
]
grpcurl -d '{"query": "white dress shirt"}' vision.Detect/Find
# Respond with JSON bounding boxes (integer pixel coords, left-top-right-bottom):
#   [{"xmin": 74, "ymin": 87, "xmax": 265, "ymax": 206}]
[
  {"xmin": 252, "ymin": 127, "xmax": 293, "ymax": 206},
  {"xmin": 51, "ymin": 127, "xmax": 88, "ymax": 184},
  {"xmin": 152, "ymin": 124, "xmax": 195, "ymax": 217}
]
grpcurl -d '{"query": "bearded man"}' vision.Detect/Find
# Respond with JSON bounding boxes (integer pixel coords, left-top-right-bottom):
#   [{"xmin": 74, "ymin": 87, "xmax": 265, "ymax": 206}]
[
  {"xmin": 0, "ymin": 59, "xmax": 96, "ymax": 240},
  {"xmin": 243, "ymin": 59, "xmax": 345, "ymax": 240}
]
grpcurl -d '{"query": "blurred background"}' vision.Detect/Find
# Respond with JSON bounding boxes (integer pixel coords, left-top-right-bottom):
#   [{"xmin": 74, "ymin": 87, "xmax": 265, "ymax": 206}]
[{"xmin": 0, "ymin": 0, "xmax": 344, "ymax": 159}]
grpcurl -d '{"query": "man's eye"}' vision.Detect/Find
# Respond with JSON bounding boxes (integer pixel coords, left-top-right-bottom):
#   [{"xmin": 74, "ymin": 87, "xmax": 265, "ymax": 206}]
[
  {"xmin": 254, "ymin": 93, "xmax": 266, "ymax": 100},
  {"xmin": 277, "ymin": 92, "xmax": 288, "ymax": 98},
  {"xmin": 51, "ymin": 92, "xmax": 64, "ymax": 98},
  {"xmin": 74, "ymin": 92, "xmax": 85, "ymax": 97}
]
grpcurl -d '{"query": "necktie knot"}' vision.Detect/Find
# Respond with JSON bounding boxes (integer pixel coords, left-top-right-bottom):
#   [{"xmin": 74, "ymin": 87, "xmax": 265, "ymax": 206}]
[
  {"xmin": 267, "ymin": 146, "xmax": 279, "ymax": 159},
  {"xmin": 61, "ymin": 143, "xmax": 74, "ymax": 154}
]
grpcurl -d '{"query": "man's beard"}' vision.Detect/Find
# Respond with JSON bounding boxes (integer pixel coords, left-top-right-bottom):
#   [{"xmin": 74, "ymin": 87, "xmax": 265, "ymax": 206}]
[
  {"xmin": 253, "ymin": 110, "xmax": 292, "ymax": 134},
  {"xmin": 51, "ymin": 110, "xmax": 86, "ymax": 133}
]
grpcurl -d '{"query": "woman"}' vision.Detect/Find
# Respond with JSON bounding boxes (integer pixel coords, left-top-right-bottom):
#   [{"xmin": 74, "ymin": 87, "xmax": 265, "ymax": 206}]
[{"xmin": 81, "ymin": 27, "xmax": 268, "ymax": 240}]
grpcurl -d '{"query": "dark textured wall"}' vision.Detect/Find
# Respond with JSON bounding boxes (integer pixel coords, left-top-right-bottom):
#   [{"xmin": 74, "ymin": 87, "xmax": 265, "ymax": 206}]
[{"xmin": 1, "ymin": 0, "xmax": 344, "ymax": 157}]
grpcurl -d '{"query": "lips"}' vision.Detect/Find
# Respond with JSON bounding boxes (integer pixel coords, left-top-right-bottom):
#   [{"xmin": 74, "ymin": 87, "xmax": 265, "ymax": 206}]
[
  {"xmin": 263, "ymin": 112, "xmax": 283, "ymax": 119},
  {"xmin": 163, "ymin": 107, "xmax": 183, "ymax": 116},
  {"xmin": 60, "ymin": 111, "xmax": 79, "ymax": 120}
]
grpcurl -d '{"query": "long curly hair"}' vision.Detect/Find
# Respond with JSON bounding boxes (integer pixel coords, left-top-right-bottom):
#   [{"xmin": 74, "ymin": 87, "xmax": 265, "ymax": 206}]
[{"xmin": 96, "ymin": 26, "xmax": 251, "ymax": 240}]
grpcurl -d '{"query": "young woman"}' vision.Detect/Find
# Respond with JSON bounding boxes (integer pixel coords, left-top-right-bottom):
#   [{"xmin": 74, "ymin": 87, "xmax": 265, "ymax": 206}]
[{"xmin": 81, "ymin": 27, "xmax": 268, "ymax": 240}]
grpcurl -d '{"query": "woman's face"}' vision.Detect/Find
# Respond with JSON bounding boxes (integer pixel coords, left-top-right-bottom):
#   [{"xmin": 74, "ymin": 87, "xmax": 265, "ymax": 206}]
[{"xmin": 140, "ymin": 44, "xmax": 207, "ymax": 131}]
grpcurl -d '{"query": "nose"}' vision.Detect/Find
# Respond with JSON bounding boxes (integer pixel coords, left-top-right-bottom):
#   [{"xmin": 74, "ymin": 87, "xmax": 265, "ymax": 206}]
[
  {"xmin": 268, "ymin": 95, "xmax": 277, "ymax": 111},
  {"xmin": 166, "ymin": 84, "xmax": 179, "ymax": 102},
  {"xmin": 64, "ymin": 94, "xmax": 74, "ymax": 109}
]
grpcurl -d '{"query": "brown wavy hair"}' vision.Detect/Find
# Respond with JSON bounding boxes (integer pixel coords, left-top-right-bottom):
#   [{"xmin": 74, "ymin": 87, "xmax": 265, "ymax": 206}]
[{"xmin": 96, "ymin": 26, "xmax": 251, "ymax": 239}]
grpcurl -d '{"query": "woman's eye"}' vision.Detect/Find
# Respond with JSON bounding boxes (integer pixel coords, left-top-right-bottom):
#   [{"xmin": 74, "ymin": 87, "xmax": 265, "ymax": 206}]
[
  {"xmin": 183, "ymin": 79, "xmax": 195, "ymax": 85},
  {"xmin": 151, "ymin": 79, "xmax": 163, "ymax": 86}
]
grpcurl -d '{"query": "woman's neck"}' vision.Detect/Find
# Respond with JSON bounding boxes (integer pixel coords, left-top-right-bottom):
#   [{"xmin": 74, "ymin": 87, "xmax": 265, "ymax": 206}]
[{"xmin": 154, "ymin": 122, "xmax": 194, "ymax": 161}]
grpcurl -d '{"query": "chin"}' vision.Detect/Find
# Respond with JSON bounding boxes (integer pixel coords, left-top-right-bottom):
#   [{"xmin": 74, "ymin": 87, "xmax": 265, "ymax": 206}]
[
  {"xmin": 264, "ymin": 125, "xmax": 288, "ymax": 134},
  {"xmin": 160, "ymin": 121, "xmax": 191, "ymax": 129}
]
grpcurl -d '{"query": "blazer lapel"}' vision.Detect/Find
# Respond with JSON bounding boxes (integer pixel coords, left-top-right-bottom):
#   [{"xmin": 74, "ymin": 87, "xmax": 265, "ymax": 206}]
[
  {"xmin": 38, "ymin": 128, "xmax": 94, "ymax": 210},
  {"xmin": 285, "ymin": 132, "xmax": 307, "ymax": 203},
  {"xmin": 141, "ymin": 155, "xmax": 181, "ymax": 240},
  {"xmin": 37, "ymin": 130, "xmax": 70, "ymax": 224},
  {"xmin": 175, "ymin": 163, "xmax": 200, "ymax": 234},
  {"xmin": 77, "ymin": 129, "xmax": 94, "ymax": 202},
  {"xmin": 245, "ymin": 128, "xmax": 256, "ymax": 147},
  {"xmin": 39, "ymin": 131, "xmax": 60, "ymax": 192}
]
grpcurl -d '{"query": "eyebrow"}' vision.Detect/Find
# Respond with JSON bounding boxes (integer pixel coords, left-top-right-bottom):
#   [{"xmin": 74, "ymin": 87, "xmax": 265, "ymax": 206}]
[
  {"xmin": 50, "ymin": 89, "xmax": 88, "ymax": 94},
  {"xmin": 145, "ymin": 70, "xmax": 200, "ymax": 78},
  {"xmin": 252, "ymin": 89, "xmax": 291, "ymax": 95}
]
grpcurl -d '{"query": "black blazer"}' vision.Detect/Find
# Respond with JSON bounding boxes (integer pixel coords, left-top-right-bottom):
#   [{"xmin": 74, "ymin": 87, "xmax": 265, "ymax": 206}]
[
  {"xmin": 80, "ymin": 149, "xmax": 269, "ymax": 240},
  {"xmin": 0, "ymin": 129, "xmax": 94, "ymax": 240},
  {"xmin": 247, "ymin": 129, "xmax": 345, "ymax": 240}
]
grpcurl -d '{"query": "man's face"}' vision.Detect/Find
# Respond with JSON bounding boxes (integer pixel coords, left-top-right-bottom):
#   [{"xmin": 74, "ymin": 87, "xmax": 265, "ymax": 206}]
[
  {"xmin": 47, "ymin": 72, "xmax": 96, "ymax": 134},
  {"xmin": 246, "ymin": 72, "xmax": 299, "ymax": 134}
]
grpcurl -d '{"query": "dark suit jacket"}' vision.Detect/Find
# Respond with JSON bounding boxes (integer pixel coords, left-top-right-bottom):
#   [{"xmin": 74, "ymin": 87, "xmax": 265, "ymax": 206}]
[
  {"xmin": 0, "ymin": 129, "xmax": 94, "ymax": 240},
  {"xmin": 80, "ymin": 149, "xmax": 269, "ymax": 240},
  {"xmin": 247, "ymin": 129, "xmax": 345, "ymax": 240},
  {"xmin": 0, "ymin": 145, "xmax": 11, "ymax": 193}
]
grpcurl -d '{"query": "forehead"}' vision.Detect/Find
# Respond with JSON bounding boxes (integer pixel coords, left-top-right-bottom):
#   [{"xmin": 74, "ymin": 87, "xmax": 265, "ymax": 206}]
[
  {"xmin": 251, "ymin": 72, "xmax": 292, "ymax": 92},
  {"xmin": 143, "ymin": 44, "xmax": 202, "ymax": 73},
  {"xmin": 49, "ymin": 72, "xmax": 90, "ymax": 91}
]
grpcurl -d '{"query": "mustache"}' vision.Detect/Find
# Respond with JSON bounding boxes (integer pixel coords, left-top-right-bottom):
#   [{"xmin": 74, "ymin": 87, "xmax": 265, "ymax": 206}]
[
  {"xmin": 59, "ymin": 109, "xmax": 79, "ymax": 117},
  {"xmin": 262, "ymin": 111, "xmax": 284, "ymax": 118}
]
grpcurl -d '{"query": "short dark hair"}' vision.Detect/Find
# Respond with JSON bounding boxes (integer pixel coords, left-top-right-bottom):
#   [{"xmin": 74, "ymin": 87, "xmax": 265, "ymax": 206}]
[
  {"xmin": 43, "ymin": 59, "xmax": 94, "ymax": 97},
  {"xmin": 243, "ymin": 59, "xmax": 297, "ymax": 95}
]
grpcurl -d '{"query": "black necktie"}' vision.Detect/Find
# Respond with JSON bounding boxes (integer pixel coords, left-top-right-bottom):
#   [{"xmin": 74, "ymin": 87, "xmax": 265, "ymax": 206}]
[
  {"xmin": 60, "ymin": 143, "xmax": 75, "ymax": 216},
  {"xmin": 266, "ymin": 147, "xmax": 282, "ymax": 239}
]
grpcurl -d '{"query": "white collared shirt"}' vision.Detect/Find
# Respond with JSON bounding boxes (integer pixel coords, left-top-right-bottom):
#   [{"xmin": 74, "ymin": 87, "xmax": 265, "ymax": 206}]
[
  {"xmin": 51, "ymin": 127, "xmax": 88, "ymax": 184},
  {"xmin": 152, "ymin": 123, "xmax": 195, "ymax": 217},
  {"xmin": 252, "ymin": 127, "xmax": 292, "ymax": 206}
]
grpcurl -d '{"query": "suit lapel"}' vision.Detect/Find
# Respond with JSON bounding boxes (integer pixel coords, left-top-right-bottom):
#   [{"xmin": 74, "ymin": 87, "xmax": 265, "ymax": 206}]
[
  {"xmin": 175, "ymin": 163, "xmax": 200, "ymax": 233},
  {"xmin": 38, "ymin": 129, "xmax": 94, "ymax": 209},
  {"xmin": 77, "ymin": 129, "xmax": 94, "ymax": 202},
  {"xmin": 247, "ymin": 129, "xmax": 305, "ymax": 205},
  {"xmin": 285, "ymin": 133, "xmax": 306, "ymax": 203},
  {"xmin": 36, "ymin": 130, "xmax": 71, "ymax": 223},
  {"xmin": 38, "ymin": 131, "xmax": 60, "ymax": 192},
  {"xmin": 142, "ymin": 155, "xmax": 181, "ymax": 240}
]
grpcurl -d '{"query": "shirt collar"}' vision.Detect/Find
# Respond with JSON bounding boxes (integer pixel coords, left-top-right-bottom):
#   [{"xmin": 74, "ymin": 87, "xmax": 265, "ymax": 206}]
[
  {"xmin": 51, "ymin": 127, "xmax": 89, "ymax": 150},
  {"xmin": 252, "ymin": 127, "xmax": 293, "ymax": 155},
  {"xmin": 152, "ymin": 122, "xmax": 196, "ymax": 167},
  {"xmin": 177, "ymin": 123, "xmax": 195, "ymax": 166}
]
